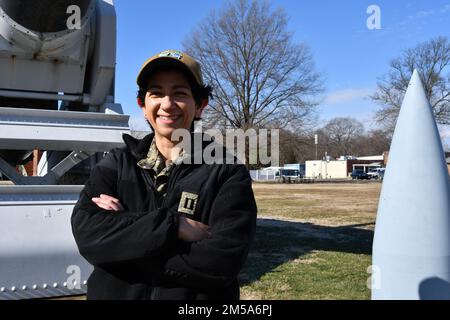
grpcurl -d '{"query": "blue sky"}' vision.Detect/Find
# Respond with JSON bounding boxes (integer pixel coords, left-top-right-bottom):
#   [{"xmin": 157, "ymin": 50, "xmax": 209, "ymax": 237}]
[{"xmin": 114, "ymin": 0, "xmax": 450, "ymax": 143}]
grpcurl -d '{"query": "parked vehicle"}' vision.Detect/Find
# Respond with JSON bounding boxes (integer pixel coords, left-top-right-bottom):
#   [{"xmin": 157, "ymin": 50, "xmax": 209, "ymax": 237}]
[
  {"xmin": 367, "ymin": 168, "xmax": 385, "ymax": 180},
  {"xmin": 284, "ymin": 163, "xmax": 306, "ymax": 177},
  {"xmin": 351, "ymin": 169, "xmax": 370, "ymax": 180},
  {"xmin": 378, "ymin": 169, "xmax": 385, "ymax": 180},
  {"xmin": 276, "ymin": 169, "xmax": 301, "ymax": 183}
]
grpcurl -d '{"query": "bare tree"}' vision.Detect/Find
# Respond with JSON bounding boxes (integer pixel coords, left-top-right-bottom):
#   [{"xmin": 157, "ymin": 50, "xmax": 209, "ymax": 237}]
[
  {"xmin": 275, "ymin": 122, "xmax": 391, "ymax": 164},
  {"xmin": 354, "ymin": 129, "xmax": 392, "ymax": 157},
  {"xmin": 183, "ymin": 0, "xmax": 323, "ymax": 131},
  {"xmin": 321, "ymin": 117, "xmax": 365, "ymax": 157},
  {"xmin": 278, "ymin": 129, "xmax": 306, "ymax": 165},
  {"xmin": 371, "ymin": 36, "xmax": 450, "ymax": 130}
]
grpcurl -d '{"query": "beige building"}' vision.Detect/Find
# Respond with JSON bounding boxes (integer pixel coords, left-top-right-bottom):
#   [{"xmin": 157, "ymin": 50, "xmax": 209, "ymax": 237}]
[
  {"xmin": 305, "ymin": 157, "xmax": 384, "ymax": 179},
  {"xmin": 306, "ymin": 160, "xmax": 348, "ymax": 179}
]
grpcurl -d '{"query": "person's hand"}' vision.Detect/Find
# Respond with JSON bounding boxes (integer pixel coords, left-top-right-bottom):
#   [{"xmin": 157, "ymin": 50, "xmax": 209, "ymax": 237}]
[
  {"xmin": 178, "ymin": 216, "xmax": 212, "ymax": 242},
  {"xmin": 92, "ymin": 194, "xmax": 124, "ymax": 212}
]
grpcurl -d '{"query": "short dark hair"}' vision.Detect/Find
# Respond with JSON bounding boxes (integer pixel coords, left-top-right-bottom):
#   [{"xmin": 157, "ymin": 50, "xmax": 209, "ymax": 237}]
[{"xmin": 137, "ymin": 65, "xmax": 213, "ymax": 120}]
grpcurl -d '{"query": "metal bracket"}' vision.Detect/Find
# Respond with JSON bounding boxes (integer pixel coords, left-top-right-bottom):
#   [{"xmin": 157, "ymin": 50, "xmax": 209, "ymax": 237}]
[{"xmin": 0, "ymin": 150, "xmax": 95, "ymax": 185}]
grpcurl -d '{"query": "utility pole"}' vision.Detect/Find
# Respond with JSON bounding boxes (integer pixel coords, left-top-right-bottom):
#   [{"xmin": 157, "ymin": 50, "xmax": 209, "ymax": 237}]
[{"xmin": 314, "ymin": 134, "xmax": 318, "ymax": 160}]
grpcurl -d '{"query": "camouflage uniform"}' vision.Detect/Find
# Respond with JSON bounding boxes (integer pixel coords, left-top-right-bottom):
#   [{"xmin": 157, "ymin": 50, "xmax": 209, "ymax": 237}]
[{"xmin": 137, "ymin": 138, "xmax": 185, "ymax": 196}]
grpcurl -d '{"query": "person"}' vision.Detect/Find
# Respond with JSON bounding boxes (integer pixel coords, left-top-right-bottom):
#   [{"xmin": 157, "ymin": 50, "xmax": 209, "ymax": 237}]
[{"xmin": 71, "ymin": 49, "xmax": 257, "ymax": 300}]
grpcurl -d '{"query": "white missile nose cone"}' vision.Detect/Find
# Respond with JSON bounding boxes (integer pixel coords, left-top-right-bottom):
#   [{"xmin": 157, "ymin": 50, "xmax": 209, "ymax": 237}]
[
  {"xmin": 411, "ymin": 68, "xmax": 420, "ymax": 82},
  {"xmin": 372, "ymin": 69, "xmax": 450, "ymax": 300},
  {"xmin": 404, "ymin": 69, "xmax": 427, "ymax": 107}
]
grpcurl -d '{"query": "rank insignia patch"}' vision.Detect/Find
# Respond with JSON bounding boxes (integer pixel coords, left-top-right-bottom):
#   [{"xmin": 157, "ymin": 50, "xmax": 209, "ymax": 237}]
[{"xmin": 178, "ymin": 192, "xmax": 198, "ymax": 215}]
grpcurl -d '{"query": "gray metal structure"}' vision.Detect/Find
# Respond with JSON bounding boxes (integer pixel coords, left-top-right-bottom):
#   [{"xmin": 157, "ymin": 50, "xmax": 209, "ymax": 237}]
[
  {"xmin": 0, "ymin": 186, "xmax": 90, "ymax": 299},
  {"xmin": 0, "ymin": 0, "xmax": 129, "ymax": 299},
  {"xmin": 0, "ymin": 0, "xmax": 116, "ymax": 108}
]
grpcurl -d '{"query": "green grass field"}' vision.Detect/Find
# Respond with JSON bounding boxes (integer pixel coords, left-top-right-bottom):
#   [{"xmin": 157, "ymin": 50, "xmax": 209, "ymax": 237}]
[
  {"xmin": 240, "ymin": 182, "xmax": 381, "ymax": 300},
  {"xmin": 59, "ymin": 182, "xmax": 381, "ymax": 300}
]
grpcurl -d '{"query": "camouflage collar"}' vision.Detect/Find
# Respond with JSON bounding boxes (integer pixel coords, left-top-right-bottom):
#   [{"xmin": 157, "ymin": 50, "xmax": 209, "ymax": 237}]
[{"xmin": 137, "ymin": 138, "xmax": 187, "ymax": 173}]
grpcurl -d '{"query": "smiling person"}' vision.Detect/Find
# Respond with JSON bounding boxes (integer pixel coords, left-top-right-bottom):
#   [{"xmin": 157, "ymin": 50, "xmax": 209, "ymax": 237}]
[{"xmin": 71, "ymin": 50, "xmax": 257, "ymax": 300}]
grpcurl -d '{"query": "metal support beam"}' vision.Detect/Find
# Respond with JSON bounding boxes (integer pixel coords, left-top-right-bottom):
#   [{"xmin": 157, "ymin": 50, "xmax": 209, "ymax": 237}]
[
  {"xmin": 0, "ymin": 151, "xmax": 95, "ymax": 185},
  {"xmin": 0, "ymin": 89, "xmax": 90, "ymax": 104},
  {"xmin": 0, "ymin": 107, "xmax": 129, "ymax": 152}
]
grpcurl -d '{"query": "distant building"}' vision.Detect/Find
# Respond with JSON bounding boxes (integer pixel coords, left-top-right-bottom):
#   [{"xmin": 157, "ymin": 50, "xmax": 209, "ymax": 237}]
[
  {"xmin": 305, "ymin": 153, "xmax": 387, "ymax": 179},
  {"xmin": 356, "ymin": 155, "xmax": 384, "ymax": 161},
  {"xmin": 261, "ymin": 166, "xmax": 283, "ymax": 171}
]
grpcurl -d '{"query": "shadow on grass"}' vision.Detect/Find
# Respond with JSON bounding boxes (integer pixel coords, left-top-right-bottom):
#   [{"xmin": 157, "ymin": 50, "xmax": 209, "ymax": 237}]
[{"xmin": 239, "ymin": 218, "xmax": 374, "ymax": 286}]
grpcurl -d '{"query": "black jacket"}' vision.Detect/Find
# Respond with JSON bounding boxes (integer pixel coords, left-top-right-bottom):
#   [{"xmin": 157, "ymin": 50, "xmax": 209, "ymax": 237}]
[{"xmin": 71, "ymin": 133, "xmax": 257, "ymax": 300}]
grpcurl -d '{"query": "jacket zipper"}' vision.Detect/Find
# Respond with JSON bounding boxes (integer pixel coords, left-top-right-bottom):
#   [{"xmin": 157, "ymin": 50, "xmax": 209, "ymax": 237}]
[
  {"xmin": 150, "ymin": 286, "xmax": 159, "ymax": 300},
  {"xmin": 139, "ymin": 164, "xmax": 184, "ymax": 209},
  {"xmin": 160, "ymin": 164, "xmax": 183, "ymax": 209},
  {"xmin": 139, "ymin": 169, "xmax": 158, "ymax": 210},
  {"xmin": 141, "ymin": 165, "xmax": 182, "ymax": 301}
]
